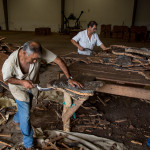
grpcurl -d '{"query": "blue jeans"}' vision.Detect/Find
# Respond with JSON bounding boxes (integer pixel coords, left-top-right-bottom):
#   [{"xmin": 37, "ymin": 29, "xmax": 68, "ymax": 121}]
[
  {"xmin": 13, "ymin": 92, "xmax": 33, "ymax": 148},
  {"xmin": 147, "ymin": 138, "xmax": 150, "ymax": 146}
]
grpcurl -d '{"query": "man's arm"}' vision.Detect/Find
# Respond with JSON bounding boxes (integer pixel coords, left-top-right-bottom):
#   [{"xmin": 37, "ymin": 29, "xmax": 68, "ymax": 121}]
[
  {"xmin": 6, "ymin": 78, "xmax": 34, "ymax": 89},
  {"xmin": 53, "ymin": 57, "xmax": 83, "ymax": 88},
  {"xmin": 100, "ymin": 44, "xmax": 111, "ymax": 51},
  {"xmin": 100, "ymin": 43, "xmax": 107, "ymax": 50},
  {"xmin": 96, "ymin": 34, "xmax": 110, "ymax": 51},
  {"xmin": 71, "ymin": 39, "xmax": 83, "ymax": 51}
]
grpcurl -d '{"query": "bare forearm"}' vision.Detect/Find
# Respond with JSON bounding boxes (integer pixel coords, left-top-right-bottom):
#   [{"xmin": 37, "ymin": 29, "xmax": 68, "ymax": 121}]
[
  {"xmin": 54, "ymin": 57, "xmax": 83, "ymax": 88},
  {"xmin": 6, "ymin": 78, "xmax": 34, "ymax": 89},
  {"xmin": 100, "ymin": 44, "xmax": 107, "ymax": 50},
  {"xmin": 54, "ymin": 57, "xmax": 71, "ymax": 79},
  {"xmin": 71, "ymin": 39, "xmax": 83, "ymax": 50},
  {"xmin": 71, "ymin": 39, "xmax": 79, "ymax": 48},
  {"xmin": 6, "ymin": 78, "xmax": 23, "ymax": 85}
]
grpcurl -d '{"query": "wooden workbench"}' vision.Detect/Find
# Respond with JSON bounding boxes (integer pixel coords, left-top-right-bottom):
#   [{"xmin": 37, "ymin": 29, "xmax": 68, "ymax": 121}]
[
  {"xmin": 67, "ymin": 61, "xmax": 150, "ymax": 100},
  {"xmin": 69, "ymin": 62, "xmax": 150, "ymax": 86},
  {"xmin": 59, "ymin": 53, "xmax": 150, "ymax": 131}
]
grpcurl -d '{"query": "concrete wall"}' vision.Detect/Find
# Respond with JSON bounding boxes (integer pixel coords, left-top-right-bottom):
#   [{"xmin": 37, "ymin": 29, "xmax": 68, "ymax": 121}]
[
  {"xmin": 65, "ymin": 0, "xmax": 134, "ymax": 33},
  {"xmin": 135, "ymin": 0, "xmax": 150, "ymax": 31},
  {"xmin": 0, "ymin": 0, "xmax": 149, "ymax": 32},
  {"xmin": 0, "ymin": 0, "xmax": 5, "ymax": 30},
  {"xmin": 1, "ymin": 0, "xmax": 61, "ymax": 32}
]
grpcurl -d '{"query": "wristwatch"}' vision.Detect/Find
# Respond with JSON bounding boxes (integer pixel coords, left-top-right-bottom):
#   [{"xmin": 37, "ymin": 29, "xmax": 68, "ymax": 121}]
[{"xmin": 67, "ymin": 76, "xmax": 73, "ymax": 81}]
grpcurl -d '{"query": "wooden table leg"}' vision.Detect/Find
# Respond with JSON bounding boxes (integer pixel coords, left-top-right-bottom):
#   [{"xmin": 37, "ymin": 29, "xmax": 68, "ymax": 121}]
[
  {"xmin": 62, "ymin": 96, "xmax": 89, "ymax": 124},
  {"xmin": 63, "ymin": 92, "xmax": 72, "ymax": 132}
]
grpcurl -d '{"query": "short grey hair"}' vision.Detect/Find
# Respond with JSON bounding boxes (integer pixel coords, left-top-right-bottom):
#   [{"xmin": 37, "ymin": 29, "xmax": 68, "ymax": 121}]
[{"xmin": 22, "ymin": 41, "xmax": 42, "ymax": 57}]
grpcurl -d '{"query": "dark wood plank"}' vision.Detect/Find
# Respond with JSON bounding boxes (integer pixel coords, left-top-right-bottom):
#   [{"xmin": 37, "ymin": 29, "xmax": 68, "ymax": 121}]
[
  {"xmin": 69, "ymin": 62, "xmax": 150, "ymax": 86},
  {"xmin": 97, "ymin": 84, "xmax": 150, "ymax": 100}
]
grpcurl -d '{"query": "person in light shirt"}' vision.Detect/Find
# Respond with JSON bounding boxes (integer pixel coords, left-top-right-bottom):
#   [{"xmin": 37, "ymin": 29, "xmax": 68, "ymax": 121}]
[
  {"xmin": 2, "ymin": 41, "xmax": 82, "ymax": 150},
  {"xmin": 71, "ymin": 21, "xmax": 110, "ymax": 55}
]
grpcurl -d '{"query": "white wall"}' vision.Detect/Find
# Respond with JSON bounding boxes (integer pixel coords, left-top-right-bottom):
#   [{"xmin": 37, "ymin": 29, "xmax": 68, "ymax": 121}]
[
  {"xmin": 135, "ymin": 0, "xmax": 150, "ymax": 31},
  {"xmin": 65, "ymin": 0, "xmax": 134, "ymax": 33},
  {"xmin": 0, "ymin": 0, "xmax": 5, "ymax": 30},
  {"xmin": 6, "ymin": 0, "xmax": 61, "ymax": 32},
  {"xmin": 1, "ymin": 0, "xmax": 149, "ymax": 32}
]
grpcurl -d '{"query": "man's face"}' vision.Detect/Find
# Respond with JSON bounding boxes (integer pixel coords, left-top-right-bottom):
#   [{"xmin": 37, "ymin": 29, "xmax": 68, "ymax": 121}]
[
  {"xmin": 25, "ymin": 41, "xmax": 41, "ymax": 64},
  {"xmin": 26, "ymin": 52, "xmax": 39, "ymax": 64},
  {"xmin": 89, "ymin": 25, "xmax": 97, "ymax": 33}
]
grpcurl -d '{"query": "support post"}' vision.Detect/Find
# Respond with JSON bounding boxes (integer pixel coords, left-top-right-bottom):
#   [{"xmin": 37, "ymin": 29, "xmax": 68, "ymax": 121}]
[
  {"xmin": 132, "ymin": 0, "xmax": 138, "ymax": 26},
  {"xmin": 62, "ymin": 96, "xmax": 89, "ymax": 124},
  {"xmin": 3, "ymin": 0, "xmax": 9, "ymax": 30},
  {"xmin": 63, "ymin": 92, "xmax": 72, "ymax": 132},
  {"xmin": 61, "ymin": 0, "xmax": 65, "ymax": 32}
]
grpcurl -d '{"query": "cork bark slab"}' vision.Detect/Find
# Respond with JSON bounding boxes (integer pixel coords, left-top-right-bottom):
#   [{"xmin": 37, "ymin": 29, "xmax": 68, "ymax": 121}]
[
  {"xmin": 62, "ymin": 46, "xmax": 150, "ymax": 81},
  {"xmin": 61, "ymin": 53, "xmax": 117, "ymax": 65},
  {"xmin": 110, "ymin": 45, "xmax": 127, "ymax": 56},
  {"xmin": 115, "ymin": 55, "xmax": 132, "ymax": 67},
  {"xmin": 110, "ymin": 45, "xmax": 128, "ymax": 50},
  {"xmin": 112, "ymin": 50, "xmax": 147, "ymax": 60},
  {"xmin": 111, "ymin": 45, "xmax": 148, "ymax": 60},
  {"xmin": 132, "ymin": 58, "xmax": 150, "ymax": 66},
  {"xmin": 125, "ymin": 48, "xmax": 150, "ymax": 56},
  {"xmin": 48, "ymin": 79, "xmax": 104, "ymax": 97},
  {"xmin": 125, "ymin": 52, "xmax": 147, "ymax": 60},
  {"xmin": 0, "ymin": 37, "xmax": 6, "ymax": 42},
  {"xmin": 112, "ymin": 49, "xmax": 125, "ymax": 56},
  {"xmin": 138, "ymin": 70, "xmax": 150, "ymax": 80}
]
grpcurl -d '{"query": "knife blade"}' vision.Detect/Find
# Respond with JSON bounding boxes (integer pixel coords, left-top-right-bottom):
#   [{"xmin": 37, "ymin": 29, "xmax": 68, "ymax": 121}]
[{"xmin": 34, "ymin": 84, "xmax": 53, "ymax": 91}]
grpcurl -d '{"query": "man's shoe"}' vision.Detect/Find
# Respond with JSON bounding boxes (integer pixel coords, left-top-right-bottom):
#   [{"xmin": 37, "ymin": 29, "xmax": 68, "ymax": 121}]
[{"xmin": 12, "ymin": 121, "xmax": 20, "ymax": 130}]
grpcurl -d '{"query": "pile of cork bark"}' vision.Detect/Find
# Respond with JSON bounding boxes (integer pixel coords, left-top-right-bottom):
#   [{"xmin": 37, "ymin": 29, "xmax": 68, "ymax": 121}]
[
  {"xmin": 111, "ymin": 45, "xmax": 150, "ymax": 80},
  {"xmin": 0, "ymin": 37, "xmax": 20, "ymax": 94},
  {"xmin": 61, "ymin": 45, "xmax": 150, "ymax": 80},
  {"xmin": 0, "ymin": 37, "xmax": 20, "ymax": 54}
]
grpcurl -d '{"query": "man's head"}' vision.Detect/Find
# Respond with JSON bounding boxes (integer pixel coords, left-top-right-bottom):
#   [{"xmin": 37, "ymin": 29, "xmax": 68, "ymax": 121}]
[
  {"xmin": 22, "ymin": 41, "xmax": 42, "ymax": 64},
  {"xmin": 87, "ymin": 21, "xmax": 98, "ymax": 34}
]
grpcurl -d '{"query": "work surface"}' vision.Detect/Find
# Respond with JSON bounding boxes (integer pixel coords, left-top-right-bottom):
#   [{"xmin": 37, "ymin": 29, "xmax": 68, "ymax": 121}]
[
  {"xmin": 61, "ymin": 52, "xmax": 150, "ymax": 100},
  {"xmin": 69, "ymin": 62, "xmax": 150, "ymax": 87},
  {"xmin": 62, "ymin": 51, "xmax": 150, "ymax": 86}
]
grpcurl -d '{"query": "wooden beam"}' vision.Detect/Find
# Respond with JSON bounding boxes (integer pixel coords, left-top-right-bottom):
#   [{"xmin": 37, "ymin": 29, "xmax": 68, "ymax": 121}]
[
  {"xmin": 3, "ymin": 0, "xmax": 9, "ymax": 30},
  {"xmin": 63, "ymin": 92, "xmax": 71, "ymax": 132},
  {"xmin": 61, "ymin": 0, "xmax": 65, "ymax": 32},
  {"xmin": 62, "ymin": 96, "xmax": 88, "ymax": 123},
  {"xmin": 97, "ymin": 84, "xmax": 150, "ymax": 100},
  {"xmin": 132, "ymin": 0, "xmax": 138, "ymax": 26}
]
